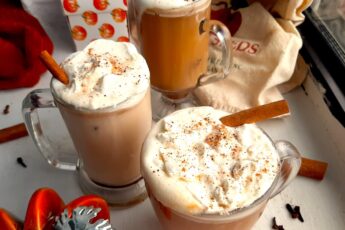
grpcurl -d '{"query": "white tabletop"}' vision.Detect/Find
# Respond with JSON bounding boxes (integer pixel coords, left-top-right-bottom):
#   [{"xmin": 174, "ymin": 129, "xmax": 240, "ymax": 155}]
[{"xmin": 1, "ymin": 1, "xmax": 345, "ymax": 229}]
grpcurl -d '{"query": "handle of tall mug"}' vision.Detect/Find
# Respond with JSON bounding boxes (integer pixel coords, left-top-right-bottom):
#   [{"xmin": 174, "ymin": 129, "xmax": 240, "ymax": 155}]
[
  {"xmin": 197, "ymin": 19, "xmax": 233, "ymax": 86},
  {"xmin": 22, "ymin": 88, "xmax": 77, "ymax": 171},
  {"xmin": 270, "ymin": 140, "xmax": 302, "ymax": 198}
]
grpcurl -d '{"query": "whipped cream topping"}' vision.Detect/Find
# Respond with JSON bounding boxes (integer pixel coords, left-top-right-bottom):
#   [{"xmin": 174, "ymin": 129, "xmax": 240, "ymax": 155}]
[
  {"xmin": 52, "ymin": 39, "xmax": 150, "ymax": 110},
  {"xmin": 141, "ymin": 107, "xmax": 280, "ymax": 215}
]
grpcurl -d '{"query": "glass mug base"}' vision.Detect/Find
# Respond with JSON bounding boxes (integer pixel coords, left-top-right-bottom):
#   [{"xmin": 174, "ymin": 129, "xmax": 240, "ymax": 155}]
[
  {"xmin": 77, "ymin": 162, "xmax": 147, "ymax": 206},
  {"xmin": 151, "ymin": 88, "xmax": 198, "ymax": 121}
]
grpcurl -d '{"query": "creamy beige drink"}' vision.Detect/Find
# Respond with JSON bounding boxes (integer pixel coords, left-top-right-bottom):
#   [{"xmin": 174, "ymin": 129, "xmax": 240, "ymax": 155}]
[
  {"xmin": 129, "ymin": 0, "xmax": 211, "ymax": 98},
  {"xmin": 141, "ymin": 107, "xmax": 281, "ymax": 229},
  {"xmin": 52, "ymin": 39, "xmax": 151, "ymax": 187}
]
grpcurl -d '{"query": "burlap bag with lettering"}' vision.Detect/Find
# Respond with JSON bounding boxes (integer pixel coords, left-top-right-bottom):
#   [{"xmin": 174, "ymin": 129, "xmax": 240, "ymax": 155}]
[{"xmin": 194, "ymin": 2, "xmax": 304, "ymax": 113}]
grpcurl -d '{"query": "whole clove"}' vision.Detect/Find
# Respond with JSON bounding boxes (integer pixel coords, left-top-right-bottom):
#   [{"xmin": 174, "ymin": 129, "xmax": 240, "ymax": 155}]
[
  {"xmin": 272, "ymin": 217, "xmax": 284, "ymax": 230},
  {"xmin": 286, "ymin": 203, "xmax": 304, "ymax": 222},
  {"xmin": 3, "ymin": 105, "xmax": 10, "ymax": 115},
  {"xmin": 16, "ymin": 157, "xmax": 27, "ymax": 168}
]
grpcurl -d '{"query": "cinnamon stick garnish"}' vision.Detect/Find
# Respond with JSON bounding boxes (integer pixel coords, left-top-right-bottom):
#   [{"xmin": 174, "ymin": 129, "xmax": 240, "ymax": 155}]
[
  {"xmin": 219, "ymin": 101, "xmax": 328, "ymax": 181},
  {"xmin": 0, "ymin": 123, "xmax": 28, "ymax": 144},
  {"xmin": 298, "ymin": 157, "xmax": 328, "ymax": 180},
  {"xmin": 40, "ymin": 50, "xmax": 69, "ymax": 85},
  {"xmin": 220, "ymin": 100, "xmax": 289, "ymax": 127}
]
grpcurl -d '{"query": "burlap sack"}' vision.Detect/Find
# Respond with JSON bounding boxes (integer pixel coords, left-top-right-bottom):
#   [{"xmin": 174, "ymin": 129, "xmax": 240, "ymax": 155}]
[
  {"xmin": 249, "ymin": 0, "xmax": 313, "ymax": 25},
  {"xmin": 194, "ymin": 2, "xmax": 303, "ymax": 113},
  {"xmin": 211, "ymin": 0, "xmax": 313, "ymax": 25}
]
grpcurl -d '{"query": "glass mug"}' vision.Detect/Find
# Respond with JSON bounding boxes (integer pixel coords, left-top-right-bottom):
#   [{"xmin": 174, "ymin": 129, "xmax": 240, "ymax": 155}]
[
  {"xmin": 128, "ymin": 0, "xmax": 233, "ymax": 119},
  {"xmin": 22, "ymin": 79, "xmax": 152, "ymax": 206},
  {"xmin": 141, "ymin": 108, "xmax": 301, "ymax": 230}
]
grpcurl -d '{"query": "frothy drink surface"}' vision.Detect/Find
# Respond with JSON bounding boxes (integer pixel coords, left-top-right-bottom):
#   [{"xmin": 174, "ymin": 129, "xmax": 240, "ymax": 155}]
[
  {"xmin": 135, "ymin": 0, "xmax": 209, "ymax": 15},
  {"xmin": 142, "ymin": 107, "xmax": 280, "ymax": 215},
  {"xmin": 52, "ymin": 39, "xmax": 151, "ymax": 186}
]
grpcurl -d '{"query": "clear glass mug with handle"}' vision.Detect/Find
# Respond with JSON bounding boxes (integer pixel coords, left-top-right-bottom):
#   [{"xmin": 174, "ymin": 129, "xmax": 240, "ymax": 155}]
[
  {"xmin": 22, "ymin": 79, "xmax": 152, "ymax": 206},
  {"xmin": 147, "ymin": 141, "xmax": 301, "ymax": 230},
  {"xmin": 128, "ymin": 0, "xmax": 233, "ymax": 120},
  {"xmin": 140, "ymin": 107, "xmax": 302, "ymax": 230}
]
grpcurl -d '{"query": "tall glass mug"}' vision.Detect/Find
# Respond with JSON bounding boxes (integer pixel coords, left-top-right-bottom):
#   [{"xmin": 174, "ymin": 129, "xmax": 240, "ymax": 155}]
[
  {"xmin": 128, "ymin": 0, "xmax": 232, "ymax": 120},
  {"xmin": 141, "ymin": 107, "xmax": 301, "ymax": 230},
  {"xmin": 22, "ymin": 40, "xmax": 152, "ymax": 206}
]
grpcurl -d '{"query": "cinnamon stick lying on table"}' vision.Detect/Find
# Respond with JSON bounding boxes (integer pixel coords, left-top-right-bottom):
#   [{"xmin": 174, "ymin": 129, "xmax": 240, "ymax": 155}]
[
  {"xmin": 0, "ymin": 123, "xmax": 28, "ymax": 144},
  {"xmin": 220, "ymin": 100, "xmax": 289, "ymax": 127},
  {"xmin": 40, "ymin": 50, "xmax": 69, "ymax": 85},
  {"xmin": 220, "ymin": 101, "xmax": 328, "ymax": 181},
  {"xmin": 298, "ymin": 157, "xmax": 328, "ymax": 180}
]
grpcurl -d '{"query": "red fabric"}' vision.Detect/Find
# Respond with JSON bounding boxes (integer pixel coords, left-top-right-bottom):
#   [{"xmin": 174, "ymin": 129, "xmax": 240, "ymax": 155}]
[{"xmin": 0, "ymin": 4, "xmax": 53, "ymax": 90}]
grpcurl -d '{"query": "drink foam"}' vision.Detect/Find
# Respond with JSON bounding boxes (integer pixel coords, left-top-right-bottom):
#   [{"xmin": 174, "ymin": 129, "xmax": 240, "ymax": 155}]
[{"xmin": 133, "ymin": 0, "xmax": 210, "ymax": 17}]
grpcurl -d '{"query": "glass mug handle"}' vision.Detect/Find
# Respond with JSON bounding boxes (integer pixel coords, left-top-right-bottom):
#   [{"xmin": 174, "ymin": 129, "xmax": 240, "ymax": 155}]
[
  {"xmin": 270, "ymin": 140, "xmax": 302, "ymax": 198},
  {"xmin": 197, "ymin": 19, "xmax": 233, "ymax": 86},
  {"xmin": 22, "ymin": 89, "xmax": 77, "ymax": 171}
]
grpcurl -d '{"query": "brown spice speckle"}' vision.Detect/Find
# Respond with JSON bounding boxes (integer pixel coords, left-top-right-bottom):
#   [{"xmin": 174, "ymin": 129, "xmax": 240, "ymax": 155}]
[
  {"xmin": 205, "ymin": 124, "xmax": 229, "ymax": 149},
  {"xmin": 231, "ymin": 163, "xmax": 243, "ymax": 179}
]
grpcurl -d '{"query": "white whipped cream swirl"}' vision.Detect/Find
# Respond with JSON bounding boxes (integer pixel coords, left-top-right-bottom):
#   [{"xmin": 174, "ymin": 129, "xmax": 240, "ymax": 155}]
[
  {"xmin": 141, "ymin": 107, "xmax": 280, "ymax": 215},
  {"xmin": 52, "ymin": 39, "xmax": 150, "ymax": 110}
]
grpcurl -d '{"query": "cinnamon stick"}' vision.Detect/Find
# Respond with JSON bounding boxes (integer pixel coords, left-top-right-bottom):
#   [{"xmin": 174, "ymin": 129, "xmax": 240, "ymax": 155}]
[
  {"xmin": 40, "ymin": 50, "xmax": 69, "ymax": 85},
  {"xmin": 219, "ymin": 101, "xmax": 328, "ymax": 180},
  {"xmin": 0, "ymin": 123, "xmax": 28, "ymax": 144},
  {"xmin": 220, "ymin": 100, "xmax": 289, "ymax": 127},
  {"xmin": 298, "ymin": 157, "xmax": 328, "ymax": 180}
]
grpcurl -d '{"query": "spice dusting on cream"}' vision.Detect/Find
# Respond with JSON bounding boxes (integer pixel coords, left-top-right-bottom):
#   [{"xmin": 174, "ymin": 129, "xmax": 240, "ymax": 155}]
[
  {"xmin": 52, "ymin": 39, "xmax": 150, "ymax": 110},
  {"xmin": 141, "ymin": 107, "xmax": 280, "ymax": 215}
]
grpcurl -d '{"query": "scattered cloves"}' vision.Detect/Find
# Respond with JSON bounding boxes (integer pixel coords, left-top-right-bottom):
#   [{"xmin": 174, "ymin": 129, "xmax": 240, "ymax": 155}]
[
  {"xmin": 272, "ymin": 217, "xmax": 284, "ymax": 230},
  {"xmin": 3, "ymin": 104, "xmax": 10, "ymax": 115},
  {"xmin": 286, "ymin": 203, "xmax": 304, "ymax": 222},
  {"xmin": 16, "ymin": 157, "xmax": 27, "ymax": 168}
]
